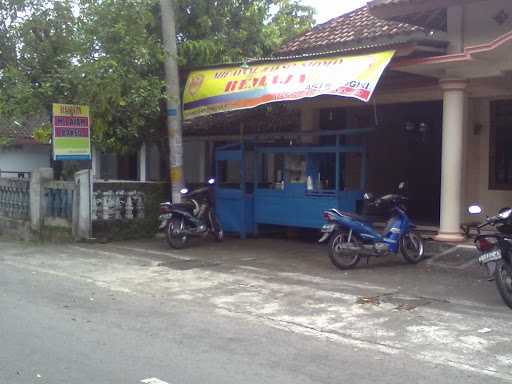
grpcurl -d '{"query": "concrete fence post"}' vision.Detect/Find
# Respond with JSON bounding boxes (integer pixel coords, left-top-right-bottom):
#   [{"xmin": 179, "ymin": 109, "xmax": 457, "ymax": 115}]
[
  {"xmin": 30, "ymin": 168, "xmax": 54, "ymax": 234},
  {"xmin": 139, "ymin": 142, "xmax": 147, "ymax": 182},
  {"xmin": 73, "ymin": 169, "xmax": 92, "ymax": 240}
]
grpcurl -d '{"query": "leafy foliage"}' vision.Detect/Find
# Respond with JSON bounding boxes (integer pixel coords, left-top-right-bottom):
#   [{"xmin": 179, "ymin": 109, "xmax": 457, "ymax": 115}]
[
  {"xmin": 0, "ymin": 134, "xmax": 15, "ymax": 146},
  {"xmin": 177, "ymin": 0, "xmax": 315, "ymax": 67},
  {"xmin": 32, "ymin": 123, "xmax": 51, "ymax": 144},
  {"xmin": 0, "ymin": 0, "xmax": 315, "ymax": 153}
]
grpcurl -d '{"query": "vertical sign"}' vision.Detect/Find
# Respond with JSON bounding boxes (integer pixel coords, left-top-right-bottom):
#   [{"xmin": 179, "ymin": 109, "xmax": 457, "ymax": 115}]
[{"xmin": 52, "ymin": 103, "xmax": 91, "ymax": 160}]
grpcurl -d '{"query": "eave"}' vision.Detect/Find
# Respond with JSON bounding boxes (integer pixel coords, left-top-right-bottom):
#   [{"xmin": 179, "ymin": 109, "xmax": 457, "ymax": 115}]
[
  {"xmin": 369, "ymin": 0, "xmax": 486, "ymax": 19},
  {"xmin": 181, "ymin": 36, "xmax": 448, "ymax": 73}
]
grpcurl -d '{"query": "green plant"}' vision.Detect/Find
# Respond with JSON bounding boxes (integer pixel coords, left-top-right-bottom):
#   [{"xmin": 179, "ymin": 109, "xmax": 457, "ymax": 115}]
[
  {"xmin": 0, "ymin": 134, "xmax": 14, "ymax": 146},
  {"xmin": 33, "ymin": 123, "xmax": 51, "ymax": 144}
]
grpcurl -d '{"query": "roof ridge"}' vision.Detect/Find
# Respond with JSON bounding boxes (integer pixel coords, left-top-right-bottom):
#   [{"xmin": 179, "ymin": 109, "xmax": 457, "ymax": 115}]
[{"xmin": 278, "ymin": 4, "xmax": 442, "ymax": 56}]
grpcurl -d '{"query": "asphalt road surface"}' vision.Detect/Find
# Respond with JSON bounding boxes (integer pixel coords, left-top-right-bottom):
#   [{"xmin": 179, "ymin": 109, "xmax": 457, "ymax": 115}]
[{"xmin": 1, "ymin": 238, "xmax": 511, "ymax": 384}]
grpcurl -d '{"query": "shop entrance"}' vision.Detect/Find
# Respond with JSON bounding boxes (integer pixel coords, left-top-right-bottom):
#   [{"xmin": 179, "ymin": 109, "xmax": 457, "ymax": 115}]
[{"xmin": 320, "ymin": 100, "xmax": 442, "ymax": 225}]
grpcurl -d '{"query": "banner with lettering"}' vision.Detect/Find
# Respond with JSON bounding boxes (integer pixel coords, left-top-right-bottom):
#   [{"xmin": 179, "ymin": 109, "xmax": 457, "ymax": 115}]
[
  {"xmin": 183, "ymin": 50, "xmax": 395, "ymax": 120},
  {"xmin": 52, "ymin": 103, "xmax": 91, "ymax": 161}
]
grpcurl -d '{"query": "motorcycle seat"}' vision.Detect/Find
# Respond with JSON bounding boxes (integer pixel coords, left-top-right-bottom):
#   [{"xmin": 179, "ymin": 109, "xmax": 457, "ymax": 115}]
[
  {"xmin": 334, "ymin": 209, "xmax": 374, "ymax": 223},
  {"xmin": 171, "ymin": 203, "xmax": 194, "ymax": 213}
]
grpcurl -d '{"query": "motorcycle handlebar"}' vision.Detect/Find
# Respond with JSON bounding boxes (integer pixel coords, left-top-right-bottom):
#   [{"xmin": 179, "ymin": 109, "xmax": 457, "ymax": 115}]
[
  {"xmin": 477, "ymin": 215, "xmax": 505, "ymax": 229},
  {"xmin": 369, "ymin": 195, "xmax": 407, "ymax": 207}
]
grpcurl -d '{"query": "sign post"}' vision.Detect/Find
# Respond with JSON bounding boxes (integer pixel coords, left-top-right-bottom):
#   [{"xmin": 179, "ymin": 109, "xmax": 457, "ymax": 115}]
[{"xmin": 52, "ymin": 104, "xmax": 91, "ymax": 161}]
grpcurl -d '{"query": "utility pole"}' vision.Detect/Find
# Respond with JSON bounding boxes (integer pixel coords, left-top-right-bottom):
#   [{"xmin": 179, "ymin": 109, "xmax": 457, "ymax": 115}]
[{"xmin": 160, "ymin": 0, "xmax": 184, "ymax": 203}]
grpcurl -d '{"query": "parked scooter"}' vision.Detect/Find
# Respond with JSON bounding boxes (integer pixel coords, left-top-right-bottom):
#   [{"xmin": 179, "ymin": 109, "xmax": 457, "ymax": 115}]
[
  {"xmin": 159, "ymin": 179, "xmax": 224, "ymax": 249},
  {"xmin": 467, "ymin": 204, "xmax": 512, "ymax": 309},
  {"xmin": 319, "ymin": 182, "xmax": 424, "ymax": 269}
]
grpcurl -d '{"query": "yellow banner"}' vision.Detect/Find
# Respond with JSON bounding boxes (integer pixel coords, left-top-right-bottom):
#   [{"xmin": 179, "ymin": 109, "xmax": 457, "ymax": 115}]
[{"xmin": 183, "ymin": 50, "xmax": 395, "ymax": 120}]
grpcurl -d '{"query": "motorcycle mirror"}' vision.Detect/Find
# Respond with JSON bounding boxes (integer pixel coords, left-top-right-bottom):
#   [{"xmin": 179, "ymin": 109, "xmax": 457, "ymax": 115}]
[
  {"xmin": 468, "ymin": 205, "xmax": 482, "ymax": 215},
  {"xmin": 180, "ymin": 188, "xmax": 189, "ymax": 194},
  {"xmin": 363, "ymin": 192, "xmax": 374, "ymax": 201},
  {"xmin": 498, "ymin": 207, "xmax": 512, "ymax": 219},
  {"xmin": 208, "ymin": 178, "xmax": 215, "ymax": 185}
]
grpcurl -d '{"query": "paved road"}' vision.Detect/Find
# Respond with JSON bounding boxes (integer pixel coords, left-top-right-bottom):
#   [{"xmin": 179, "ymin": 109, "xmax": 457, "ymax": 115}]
[{"xmin": 1, "ymin": 237, "xmax": 511, "ymax": 383}]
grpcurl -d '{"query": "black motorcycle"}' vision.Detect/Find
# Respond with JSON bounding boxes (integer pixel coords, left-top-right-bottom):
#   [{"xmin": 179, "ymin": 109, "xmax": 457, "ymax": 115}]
[
  {"xmin": 159, "ymin": 179, "xmax": 224, "ymax": 249},
  {"xmin": 468, "ymin": 204, "xmax": 512, "ymax": 309}
]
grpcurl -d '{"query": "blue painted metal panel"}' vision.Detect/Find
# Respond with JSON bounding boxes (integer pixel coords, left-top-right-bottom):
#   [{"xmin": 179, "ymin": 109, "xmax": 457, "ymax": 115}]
[
  {"xmin": 255, "ymin": 145, "xmax": 365, "ymax": 154},
  {"xmin": 216, "ymin": 151, "xmax": 243, "ymax": 161},
  {"xmin": 215, "ymin": 188, "xmax": 255, "ymax": 235},
  {"xmin": 214, "ymin": 137, "xmax": 368, "ymax": 236},
  {"xmin": 253, "ymin": 188, "xmax": 363, "ymax": 229}
]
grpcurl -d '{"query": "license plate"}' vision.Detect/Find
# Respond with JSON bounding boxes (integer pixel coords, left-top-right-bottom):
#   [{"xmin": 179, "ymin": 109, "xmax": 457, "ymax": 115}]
[
  {"xmin": 158, "ymin": 213, "xmax": 173, "ymax": 230},
  {"xmin": 479, "ymin": 249, "xmax": 502, "ymax": 264},
  {"xmin": 159, "ymin": 213, "xmax": 173, "ymax": 220},
  {"xmin": 321, "ymin": 223, "xmax": 335, "ymax": 233}
]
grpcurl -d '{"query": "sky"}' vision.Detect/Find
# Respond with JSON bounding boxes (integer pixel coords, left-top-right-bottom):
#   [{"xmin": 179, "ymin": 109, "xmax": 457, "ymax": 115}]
[{"xmin": 301, "ymin": 0, "xmax": 370, "ymax": 24}]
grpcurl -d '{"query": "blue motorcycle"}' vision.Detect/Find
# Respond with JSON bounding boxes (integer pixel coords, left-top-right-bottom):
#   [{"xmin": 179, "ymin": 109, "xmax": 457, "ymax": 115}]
[{"xmin": 319, "ymin": 183, "xmax": 424, "ymax": 270}]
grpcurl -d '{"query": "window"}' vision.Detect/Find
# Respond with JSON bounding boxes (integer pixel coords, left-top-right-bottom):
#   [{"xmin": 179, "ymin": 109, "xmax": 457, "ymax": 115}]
[
  {"xmin": 217, "ymin": 159, "xmax": 241, "ymax": 189},
  {"xmin": 490, "ymin": 100, "xmax": 512, "ymax": 190},
  {"xmin": 258, "ymin": 154, "xmax": 285, "ymax": 189}
]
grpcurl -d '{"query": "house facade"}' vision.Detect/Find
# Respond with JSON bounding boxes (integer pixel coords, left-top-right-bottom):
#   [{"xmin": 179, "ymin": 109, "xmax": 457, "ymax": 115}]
[
  {"xmin": 0, "ymin": 118, "xmax": 51, "ymax": 178},
  {"xmin": 274, "ymin": 0, "xmax": 512, "ymax": 241},
  {"xmin": 182, "ymin": 0, "xmax": 512, "ymax": 241}
]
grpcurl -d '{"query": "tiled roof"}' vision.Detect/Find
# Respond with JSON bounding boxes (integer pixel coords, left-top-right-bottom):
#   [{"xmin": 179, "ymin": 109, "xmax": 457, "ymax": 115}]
[
  {"xmin": 0, "ymin": 115, "xmax": 49, "ymax": 145},
  {"xmin": 369, "ymin": 0, "xmax": 412, "ymax": 6},
  {"xmin": 369, "ymin": 0, "xmax": 464, "ymax": 8},
  {"xmin": 368, "ymin": 0, "xmax": 473, "ymax": 20},
  {"xmin": 278, "ymin": 6, "xmax": 437, "ymax": 55}
]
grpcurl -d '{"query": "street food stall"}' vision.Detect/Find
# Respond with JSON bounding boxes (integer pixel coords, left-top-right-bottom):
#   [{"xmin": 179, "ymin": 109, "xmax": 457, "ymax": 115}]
[
  {"xmin": 214, "ymin": 130, "xmax": 370, "ymax": 238},
  {"xmin": 182, "ymin": 50, "xmax": 395, "ymax": 237}
]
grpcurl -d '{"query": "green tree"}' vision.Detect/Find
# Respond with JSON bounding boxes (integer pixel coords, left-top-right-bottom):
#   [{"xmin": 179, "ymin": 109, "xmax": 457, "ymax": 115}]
[
  {"xmin": 177, "ymin": 0, "xmax": 315, "ymax": 67},
  {"xmin": 75, "ymin": 0, "xmax": 165, "ymax": 153},
  {"xmin": 0, "ymin": 1, "xmax": 80, "ymax": 122},
  {"xmin": 0, "ymin": 0, "xmax": 315, "ymax": 153}
]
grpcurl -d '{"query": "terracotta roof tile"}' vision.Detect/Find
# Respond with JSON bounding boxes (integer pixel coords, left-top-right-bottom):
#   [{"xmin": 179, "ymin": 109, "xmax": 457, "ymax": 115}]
[
  {"xmin": 369, "ymin": 0, "xmax": 413, "ymax": 6},
  {"xmin": 279, "ymin": 6, "xmax": 431, "ymax": 55},
  {"xmin": 0, "ymin": 115, "xmax": 49, "ymax": 145}
]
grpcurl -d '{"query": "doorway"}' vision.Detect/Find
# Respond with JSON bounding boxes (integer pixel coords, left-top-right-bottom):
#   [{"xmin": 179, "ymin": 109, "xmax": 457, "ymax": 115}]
[{"xmin": 319, "ymin": 101, "xmax": 442, "ymax": 225}]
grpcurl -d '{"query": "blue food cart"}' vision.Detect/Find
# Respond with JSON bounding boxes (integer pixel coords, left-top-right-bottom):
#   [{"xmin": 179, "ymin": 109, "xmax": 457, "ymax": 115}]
[{"xmin": 214, "ymin": 130, "xmax": 370, "ymax": 238}]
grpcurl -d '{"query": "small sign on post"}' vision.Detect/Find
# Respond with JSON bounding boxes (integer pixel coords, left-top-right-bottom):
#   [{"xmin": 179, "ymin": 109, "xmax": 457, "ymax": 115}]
[{"xmin": 52, "ymin": 103, "xmax": 91, "ymax": 161}]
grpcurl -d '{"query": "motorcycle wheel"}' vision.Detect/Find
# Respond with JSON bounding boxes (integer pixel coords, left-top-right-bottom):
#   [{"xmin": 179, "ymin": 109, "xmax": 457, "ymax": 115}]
[
  {"xmin": 495, "ymin": 261, "xmax": 512, "ymax": 309},
  {"xmin": 166, "ymin": 217, "xmax": 188, "ymax": 249},
  {"xmin": 328, "ymin": 230, "xmax": 361, "ymax": 270},
  {"xmin": 400, "ymin": 231, "xmax": 424, "ymax": 264},
  {"xmin": 210, "ymin": 213, "xmax": 224, "ymax": 242}
]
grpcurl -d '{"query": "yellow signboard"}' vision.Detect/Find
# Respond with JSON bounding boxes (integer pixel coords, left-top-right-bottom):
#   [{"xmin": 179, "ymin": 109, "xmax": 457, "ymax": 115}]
[
  {"xmin": 183, "ymin": 50, "xmax": 395, "ymax": 120},
  {"xmin": 52, "ymin": 103, "xmax": 91, "ymax": 161}
]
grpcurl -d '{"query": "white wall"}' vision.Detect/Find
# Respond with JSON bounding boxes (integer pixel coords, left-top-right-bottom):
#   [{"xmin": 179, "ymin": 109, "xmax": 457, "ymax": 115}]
[
  {"xmin": 462, "ymin": 0, "xmax": 512, "ymax": 46},
  {"xmin": 183, "ymin": 141, "xmax": 206, "ymax": 183},
  {"xmin": 463, "ymin": 96, "xmax": 512, "ymax": 220},
  {"xmin": 99, "ymin": 153, "xmax": 118, "ymax": 180},
  {"xmin": 298, "ymin": 78, "xmax": 512, "ymax": 226},
  {"xmin": 0, "ymin": 145, "xmax": 50, "ymax": 176},
  {"xmin": 147, "ymin": 144, "xmax": 161, "ymax": 181}
]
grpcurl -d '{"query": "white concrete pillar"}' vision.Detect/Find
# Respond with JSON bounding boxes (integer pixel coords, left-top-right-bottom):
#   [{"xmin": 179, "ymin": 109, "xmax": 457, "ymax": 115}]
[
  {"xmin": 138, "ymin": 143, "xmax": 147, "ymax": 182},
  {"xmin": 92, "ymin": 145, "xmax": 101, "ymax": 180},
  {"xmin": 73, "ymin": 169, "xmax": 92, "ymax": 240},
  {"xmin": 30, "ymin": 168, "xmax": 54, "ymax": 233},
  {"xmin": 447, "ymin": 5, "xmax": 464, "ymax": 53},
  {"xmin": 435, "ymin": 79, "xmax": 468, "ymax": 242}
]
